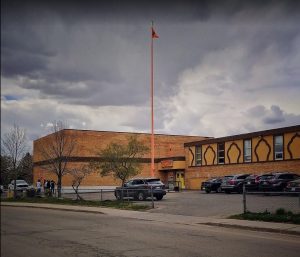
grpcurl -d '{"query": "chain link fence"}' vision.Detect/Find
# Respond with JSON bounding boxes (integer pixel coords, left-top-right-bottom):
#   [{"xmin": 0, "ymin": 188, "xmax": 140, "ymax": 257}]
[
  {"xmin": 62, "ymin": 188, "xmax": 163, "ymax": 208},
  {"xmin": 243, "ymin": 186, "xmax": 300, "ymax": 214}
]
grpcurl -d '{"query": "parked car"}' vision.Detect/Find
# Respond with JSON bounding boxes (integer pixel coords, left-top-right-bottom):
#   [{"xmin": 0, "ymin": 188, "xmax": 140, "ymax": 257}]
[
  {"xmin": 201, "ymin": 178, "xmax": 222, "ymax": 193},
  {"xmin": 259, "ymin": 172, "xmax": 300, "ymax": 192},
  {"xmin": 8, "ymin": 180, "xmax": 30, "ymax": 191},
  {"xmin": 285, "ymin": 178, "xmax": 300, "ymax": 193},
  {"xmin": 114, "ymin": 178, "xmax": 166, "ymax": 201},
  {"xmin": 201, "ymin": 176, "xmax": 233, "ymax": 193},
  {"xmin": 244, "ymin": 173, "xmax": 273, "ymax": 191},
  {"xmin": 221, "ymin": 174, "xmax": 250, "ymax": 193}
]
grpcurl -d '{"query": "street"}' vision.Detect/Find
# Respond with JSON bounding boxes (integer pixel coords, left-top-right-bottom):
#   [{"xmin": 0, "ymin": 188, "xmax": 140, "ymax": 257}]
[{"xmin": 1, "ymin": 206, "xmax": 300, "ymax": 257}]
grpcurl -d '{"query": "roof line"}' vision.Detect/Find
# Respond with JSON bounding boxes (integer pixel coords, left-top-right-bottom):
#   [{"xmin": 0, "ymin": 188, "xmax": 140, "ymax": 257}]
[
  {"xmin": 184, "ymin": 125, "xmax": 300, "ymax": 146},
  {"xmin": 61, "ymin": 128, "xmax": 211, "ymax": 138}
]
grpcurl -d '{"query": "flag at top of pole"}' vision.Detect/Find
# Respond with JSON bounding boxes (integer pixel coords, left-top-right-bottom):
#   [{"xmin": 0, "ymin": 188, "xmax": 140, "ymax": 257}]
[
  {"xmin": 152, "ymin": 27, "xmax": 159, "ymax": 39},
  {"xmin": 150, "ymin": 21, "xmax": 158, "ymax": 177}
]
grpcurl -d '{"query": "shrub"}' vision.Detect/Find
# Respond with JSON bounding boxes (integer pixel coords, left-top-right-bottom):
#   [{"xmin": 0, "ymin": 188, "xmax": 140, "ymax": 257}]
[{"xmin": 275, "ymin": 208, "xmax": 286, "ymax": 215}]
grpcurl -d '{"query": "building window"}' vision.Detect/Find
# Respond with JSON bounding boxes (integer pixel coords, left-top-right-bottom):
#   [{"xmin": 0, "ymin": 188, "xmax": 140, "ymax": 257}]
[
  {"xmin": 195, "ymin": 146, "xmax": 202, "ymax": 166},
  {"xmin": 274, "ymin": 135, "xmax": 283, "ymax": 160},
  {"xmin": 244, "ymin": 139, "xmax": 252, "ymax": 162},
  {"xmin": 218, "ymin": 143, "xmax": 225, "ymax": 164}
]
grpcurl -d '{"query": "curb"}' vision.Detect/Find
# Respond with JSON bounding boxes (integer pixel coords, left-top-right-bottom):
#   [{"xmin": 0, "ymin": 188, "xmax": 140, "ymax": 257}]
[
  {"xmin": 1, "ymin": 203, "xmax": 105, "ymax": 215},
  {"xmin": 198, "ymin": 222, "xmax": 300, "ymax": 236},
  {"xmin": 2, "ymin": 202, "xmax": 300, "ymax": 236}
]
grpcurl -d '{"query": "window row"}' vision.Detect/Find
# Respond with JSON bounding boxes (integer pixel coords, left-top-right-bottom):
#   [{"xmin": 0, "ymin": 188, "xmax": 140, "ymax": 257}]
[{"xmin": 194, "ymin": 135, "xmax": 284, "ymax": 166}]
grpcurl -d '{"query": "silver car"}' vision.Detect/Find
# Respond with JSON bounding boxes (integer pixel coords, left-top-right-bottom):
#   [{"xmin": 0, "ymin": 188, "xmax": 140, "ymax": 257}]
[{"xmin": 8, "ymin": 180, "xmax": 30, "ymax": 191}]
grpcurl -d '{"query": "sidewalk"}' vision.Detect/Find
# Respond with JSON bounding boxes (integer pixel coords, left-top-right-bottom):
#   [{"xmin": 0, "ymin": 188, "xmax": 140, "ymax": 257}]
[{"xmin": 1, "ymin": 202, "xmax": 300, "ymax": 236}]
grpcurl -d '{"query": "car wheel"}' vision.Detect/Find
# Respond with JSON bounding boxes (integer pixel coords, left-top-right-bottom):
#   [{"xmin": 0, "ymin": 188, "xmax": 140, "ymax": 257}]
[
  {"xmin": 216, "ymin": 187, "xmax": 222, "ymax": 193},
  {"xmin": 156, "ymin": 195, "xmax": 163, "ymax": 201},
  {"xmin": 136, "ymin": 191, "xmax": 146, "ymax": 201},
  {"xmin": 205, "ymin": 189, "xmax": 211, "ymax": 193}
]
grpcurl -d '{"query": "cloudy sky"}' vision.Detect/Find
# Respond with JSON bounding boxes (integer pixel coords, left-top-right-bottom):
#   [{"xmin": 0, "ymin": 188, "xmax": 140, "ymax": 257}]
[{"xmin": 1, "ymin": 0, "xmax": 300, "ymax": 151}]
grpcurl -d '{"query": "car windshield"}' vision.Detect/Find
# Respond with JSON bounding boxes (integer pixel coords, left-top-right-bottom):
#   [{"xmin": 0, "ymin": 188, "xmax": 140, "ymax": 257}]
[
  {"xmin": 222, "ymin": 176, "xmax": 233, "ymax": 181},
  {"xmin": 262, "ymin": 175, "xmax": 275, "ymax": 180},
  {"xmin": 209, "ymin": 178, "xmax": 220, "ymax": 182},
  {"xmin": 246, "ymin": 175, "xmax": 257, "ymax": 179},
  {"xmin": 147, "ymin": 179, "xmax": 163, "ymax": 184},
  {"xmin": 16, "ymin": 180, "xmax": 27, "ymax": 184}
]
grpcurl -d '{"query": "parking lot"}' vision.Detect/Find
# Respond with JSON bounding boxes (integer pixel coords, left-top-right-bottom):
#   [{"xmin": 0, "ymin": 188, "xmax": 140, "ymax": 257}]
[{"xmin": 62, "ymin": 190, "xmax": 300, "ymax": 218}]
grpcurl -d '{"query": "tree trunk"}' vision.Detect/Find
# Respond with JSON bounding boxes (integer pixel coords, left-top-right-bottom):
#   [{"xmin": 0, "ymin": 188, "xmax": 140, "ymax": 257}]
[
  {"xmin": 72, "ymin": 185, "xmax": 83, "ymax": 200},
  {"xmin": 13, "ymin": 163, "xmax": 17, "ymax": 199},
  {"xmin": 57, "ymin": 173, "xmax": 62, "ymax": 198},
  {"xmin": 13, "ymin": 177, "xmax": 17, "ymax": 199}
]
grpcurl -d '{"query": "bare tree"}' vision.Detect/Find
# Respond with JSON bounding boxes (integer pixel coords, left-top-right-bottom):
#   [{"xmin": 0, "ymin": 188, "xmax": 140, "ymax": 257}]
[
  {"xmin": 70, "ymin": 164, "xmax": 93, "ymax": 200},
  {"xmin": 1, "ymin": 124, "xmax": 27, "ymax": 198},
  {"xmin": 37, "ymin": 121, "xmax": 77, "ymax": 198}
]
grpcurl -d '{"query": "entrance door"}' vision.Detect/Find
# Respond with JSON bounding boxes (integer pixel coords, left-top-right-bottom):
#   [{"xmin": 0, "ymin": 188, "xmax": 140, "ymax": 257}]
[{"xmin": 176, "ymin": 171, "xmax": 185, "ymax": 189}]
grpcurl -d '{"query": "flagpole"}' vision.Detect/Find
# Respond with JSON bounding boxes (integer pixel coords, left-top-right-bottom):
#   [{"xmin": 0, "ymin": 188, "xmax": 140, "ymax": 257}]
[{"xmin": 150, "ymin": 21, "xmax": 155, "ymax": 177}]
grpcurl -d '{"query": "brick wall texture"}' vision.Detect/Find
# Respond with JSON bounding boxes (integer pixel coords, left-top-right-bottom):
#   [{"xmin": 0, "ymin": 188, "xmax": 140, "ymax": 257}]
[
  {"xmin": 33, "ymin": 127, "xmax": 300, "ymax": 189},
  {"xmin": 33, "ymin": 130, "xmax": 206, "ymax": 186}
]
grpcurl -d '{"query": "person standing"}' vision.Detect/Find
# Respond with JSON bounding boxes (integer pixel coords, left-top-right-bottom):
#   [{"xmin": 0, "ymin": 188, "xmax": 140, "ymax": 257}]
[
  {"xmin": 50, "ymin": 180, "xmax": 55, "ymax": 196},
  {"xmin": 36, "ymin": 179, "xmax": 41, "ymax": 195},
  {"xmin": 43, "ymin": 179, "xmax": 47, "ymax": 194},
  {"xmin": 46, "ymin": 180, "xmax": 51, "ymax": 196}
]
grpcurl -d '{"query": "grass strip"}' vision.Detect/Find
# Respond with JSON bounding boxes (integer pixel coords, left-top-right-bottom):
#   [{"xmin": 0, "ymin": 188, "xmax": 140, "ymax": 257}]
[
  {"xmin": 1, "ymin": 197, "xmax": 150, "ymax": 211},
  {"xmin": 230, "ymin": 209, "xmax": 300, "ymax": 224}
]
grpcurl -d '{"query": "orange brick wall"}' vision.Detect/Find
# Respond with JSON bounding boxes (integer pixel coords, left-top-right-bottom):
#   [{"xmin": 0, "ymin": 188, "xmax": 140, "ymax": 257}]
[
  {"xmin": 34, "ymin": 162, "xmax": 162, "ymax": 187},
  {"xmin": 33, "ymin": 130, "xmax": 206, "ymax": 186},
  {"xmin": 185, "ymin": 160, "xmax": 300, "ymax": 190},
  {"xmin": 33, "ymin": 128, "xmax": 300, "ymax": 189},
  {"xmin": 184, "ymin": 129, "xmax": 300, "ymax": 189}
]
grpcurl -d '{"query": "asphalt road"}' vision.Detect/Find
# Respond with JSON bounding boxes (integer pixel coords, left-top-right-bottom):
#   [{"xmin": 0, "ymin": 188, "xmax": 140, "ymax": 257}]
[{"xmin": 1, "ymin": 207, "xmax": 300, "ymax": 257}]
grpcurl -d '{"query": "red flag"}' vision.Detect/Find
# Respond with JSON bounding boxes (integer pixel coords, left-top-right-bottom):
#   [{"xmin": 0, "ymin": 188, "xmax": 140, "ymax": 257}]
[{"xmin": 152, "ymin": 28, "xmax": 159, "ymax": 39}]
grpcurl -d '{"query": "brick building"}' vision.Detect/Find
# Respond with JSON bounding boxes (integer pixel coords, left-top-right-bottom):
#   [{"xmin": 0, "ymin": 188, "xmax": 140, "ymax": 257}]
[
  {"xmin": 33, "ymin": 125, "xmax": 300, "ymax": 189},
  {"xmin": 184, "ymin": 125, "xmax": 300, "ymax": 189},
  {"xmin": 33, "ymin": 130, "xmax": 207, "ymax": 188}
]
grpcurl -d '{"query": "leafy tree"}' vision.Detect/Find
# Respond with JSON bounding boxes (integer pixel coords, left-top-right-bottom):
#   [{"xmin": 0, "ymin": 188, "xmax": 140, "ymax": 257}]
[
  {"xmin": 94, "ymin": 136, "xmax": 149, "ymax": 186},
  {"xmin": 1, "ymin": 124, "xmax": 27, "ymax": 198},
  {"xmin": 18, "ymin": 153, "xmax": 33, "ymax": 184},
  {"xmin": 0, "ymin": 155, "xmax": 13, "ymax": 185},
  {"xmin": 1, "ymin": 153, "xmax": 33, "ymax": 186},
  {"xmin": 37, "ymin": 121, "xmax": 77, "ymax": 198}
]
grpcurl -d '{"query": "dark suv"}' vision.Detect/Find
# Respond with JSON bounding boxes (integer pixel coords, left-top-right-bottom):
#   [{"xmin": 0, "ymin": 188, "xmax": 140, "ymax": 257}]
[
  {"xmin": 221, "ymin": 174, "xmax": 250, "ymax": 193},
  {"xmin": 244, "ymin": 173, "xmax": 273, "ymax": 191},
  {"xmin": 114, "ymin": 178, "xmax": 166, "ymax": 201},
  {"xmin": 259, "ymin": 172, "xmax": 299, "ymax": 192},
  {"xmin": 201, "ymin": 176, "xmax": 232, "ymax": 193}
]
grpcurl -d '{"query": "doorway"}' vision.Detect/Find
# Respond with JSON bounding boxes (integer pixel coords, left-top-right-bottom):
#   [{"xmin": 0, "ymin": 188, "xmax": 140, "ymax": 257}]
[{"xmin": 176, "ymin": 171, "xmax": 185, "ymax": 189}]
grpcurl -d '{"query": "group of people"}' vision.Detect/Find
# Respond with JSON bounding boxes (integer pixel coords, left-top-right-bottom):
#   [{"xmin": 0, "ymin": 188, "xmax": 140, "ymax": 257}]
[{"xmin": 36, "ymin": 179, "xmax": 56, "ymax": 196}]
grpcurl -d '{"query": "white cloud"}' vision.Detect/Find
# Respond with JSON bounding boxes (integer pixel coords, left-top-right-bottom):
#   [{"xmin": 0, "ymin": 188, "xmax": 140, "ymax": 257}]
[{"xmin": 161, "ymin": 40, "xmax": 300, "ymax": 137}]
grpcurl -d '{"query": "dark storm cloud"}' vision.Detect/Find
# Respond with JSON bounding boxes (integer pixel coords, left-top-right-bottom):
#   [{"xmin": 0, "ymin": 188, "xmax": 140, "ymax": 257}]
[
  {"xmin": 2, "ymin": 0, "xmax": 300, "ymax": 107},
  {"xmin": 3, "ymin": 0, "xmax": 300, "ymax": 25},
  {"xmin": 247, "ymin": 105, "xmax": 287, "ymax": 124},
  {"xmin": 2, "ymin": 0, "xmax": 211, "ymax": 24},
  {"xmin": 263, "ymin": 105, "xmax": 285, "ymax": 124},
  {"xmin": 1, "ymin": 26, "xmax": 53, "ymax": 77}
]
